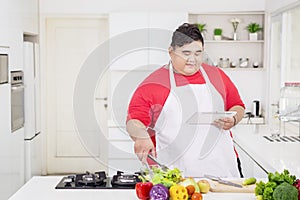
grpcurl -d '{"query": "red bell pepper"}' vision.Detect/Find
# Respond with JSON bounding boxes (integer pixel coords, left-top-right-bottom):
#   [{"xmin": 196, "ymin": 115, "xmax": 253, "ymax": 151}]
[{"xmin": 135, "ymin": 181, "xmax": 153, "ymax": 200}]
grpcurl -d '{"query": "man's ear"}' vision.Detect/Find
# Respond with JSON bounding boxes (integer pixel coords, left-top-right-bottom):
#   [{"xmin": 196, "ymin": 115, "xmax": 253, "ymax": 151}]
[{"xmin": 168, "ymin": 47, "xmax": 173, "ymax": 57}]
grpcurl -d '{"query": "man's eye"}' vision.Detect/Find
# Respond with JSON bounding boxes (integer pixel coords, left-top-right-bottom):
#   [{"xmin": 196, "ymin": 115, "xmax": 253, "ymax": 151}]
[{"xmin": 183, "ymin": 52, "xmax": 190, "ymax": 56}]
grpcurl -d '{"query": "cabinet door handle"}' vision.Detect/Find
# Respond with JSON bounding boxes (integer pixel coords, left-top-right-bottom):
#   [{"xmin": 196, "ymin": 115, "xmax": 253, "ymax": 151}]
[{"xmin": 95, "ymin": 97, "xmax": 107, "ymax": 101}]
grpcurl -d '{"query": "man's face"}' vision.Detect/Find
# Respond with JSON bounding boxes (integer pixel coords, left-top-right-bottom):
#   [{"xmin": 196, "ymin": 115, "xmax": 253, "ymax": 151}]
[{"xmin": 169, "ymin": 41, "xmax": 204, "ymax": 76}]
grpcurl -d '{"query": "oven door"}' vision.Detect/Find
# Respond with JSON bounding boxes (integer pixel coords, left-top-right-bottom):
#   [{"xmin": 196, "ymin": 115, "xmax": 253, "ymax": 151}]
[{"xmin": 11, "ymin": 84, "xmax": 25, "ymax": 132}]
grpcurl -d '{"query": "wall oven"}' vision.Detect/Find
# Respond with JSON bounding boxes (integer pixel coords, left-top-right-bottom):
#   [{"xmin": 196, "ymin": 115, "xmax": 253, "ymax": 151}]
[
  {"xmin": 11, "ymin": 71, "xmax": 25, "ymax": 132},
  {"xmin": 0, "ymin": 53, "xmax": 8, "ymax": 84}
]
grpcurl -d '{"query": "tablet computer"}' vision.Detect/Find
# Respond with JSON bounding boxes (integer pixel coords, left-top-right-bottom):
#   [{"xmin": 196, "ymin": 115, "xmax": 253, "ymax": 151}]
[{"xmin": 186, "ymin": 111, "xmax": 237, "ymax": 125}]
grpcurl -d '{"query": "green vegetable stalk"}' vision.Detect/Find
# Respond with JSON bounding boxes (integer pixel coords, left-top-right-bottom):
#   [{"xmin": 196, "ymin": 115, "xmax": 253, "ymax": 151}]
[{"xmin": 243, "ymin": 177, "xmax": 257, "ymax": 186}]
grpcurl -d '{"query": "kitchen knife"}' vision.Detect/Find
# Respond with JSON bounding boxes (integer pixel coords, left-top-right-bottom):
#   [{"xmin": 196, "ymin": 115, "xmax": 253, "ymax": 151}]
[{"xmin": 204, "ymin": 174, "xmax": 243, "ymax": 188}]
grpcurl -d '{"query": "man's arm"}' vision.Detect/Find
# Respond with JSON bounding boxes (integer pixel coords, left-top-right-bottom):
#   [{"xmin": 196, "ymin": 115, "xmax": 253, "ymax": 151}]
[
  {"xmin": 126, "ymin": 119, "xmax": 156, "ymax": 163},
  {"xmin": 229, "ymin": 105, "xmax": 245, "ymax": 125},
  {"xmin": 221, "ymin": 105, "xmax": 245, "ymax": 130}
]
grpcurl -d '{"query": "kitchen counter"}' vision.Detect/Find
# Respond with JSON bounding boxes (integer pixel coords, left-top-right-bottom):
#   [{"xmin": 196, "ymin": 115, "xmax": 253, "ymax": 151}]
[
  {"xmin": 9, "ymin": 176, "xmax": 256, "ymax": 200},
  {"xmin": 232, "ymin": 124, "xmax": 300, "ymax": 178}
]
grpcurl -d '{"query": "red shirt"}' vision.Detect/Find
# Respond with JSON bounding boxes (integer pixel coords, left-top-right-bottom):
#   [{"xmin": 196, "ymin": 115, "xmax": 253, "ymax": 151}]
[{"xmin": 127, "ymin": 63, "xmax": 245, "ymax": 127}]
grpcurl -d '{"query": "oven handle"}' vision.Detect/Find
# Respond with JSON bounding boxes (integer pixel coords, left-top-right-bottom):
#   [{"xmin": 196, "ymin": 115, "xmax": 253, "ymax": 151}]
[{"xmin": 11, "ymin": 85, "xmax": 25, "ymax": 91}]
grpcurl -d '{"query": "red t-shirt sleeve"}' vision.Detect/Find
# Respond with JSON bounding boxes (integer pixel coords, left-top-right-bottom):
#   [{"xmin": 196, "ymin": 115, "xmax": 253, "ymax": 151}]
[
  {"xmin": 126, "ymin": 84, "xmax": 168, "ymax": 126},
  {"xmin": 218, "ymin": 68, "xmax": 245, "ymax": 110},
  {"xmin": 126, "ymin": 67, "xmax": 170, "ymax": 127}
]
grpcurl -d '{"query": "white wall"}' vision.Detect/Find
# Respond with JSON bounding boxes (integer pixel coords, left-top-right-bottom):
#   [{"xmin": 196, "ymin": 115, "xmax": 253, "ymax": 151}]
[
  {"xmin": 40, "ymin": 0, "xmax": 265, "ymax": 14},
  {"xmin": 265, "ymin": 0, "xmax": 299, "ymax": 13}
]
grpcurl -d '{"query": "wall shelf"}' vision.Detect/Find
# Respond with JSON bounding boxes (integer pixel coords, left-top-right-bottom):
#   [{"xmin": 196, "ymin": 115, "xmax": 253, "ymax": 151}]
[{"xmin": 205, "ymin": 40, "xmax": 264, "ymax": 43}]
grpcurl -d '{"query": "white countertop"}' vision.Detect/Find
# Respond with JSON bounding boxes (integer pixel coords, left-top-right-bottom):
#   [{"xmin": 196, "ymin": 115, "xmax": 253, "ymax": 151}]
[
  {"xmin": 9, "ymin": 176, "xmax": 256, "ymax": 200},
  {"xmin": 232, "ymin": 124, "xmax": 300, "ymax": 178}
]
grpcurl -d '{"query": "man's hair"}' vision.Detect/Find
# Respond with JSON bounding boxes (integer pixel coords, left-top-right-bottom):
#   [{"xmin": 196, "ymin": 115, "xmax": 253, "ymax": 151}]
[{"xmin": 170, "ymin": 23, "xmax": 204, "ymax": 48}]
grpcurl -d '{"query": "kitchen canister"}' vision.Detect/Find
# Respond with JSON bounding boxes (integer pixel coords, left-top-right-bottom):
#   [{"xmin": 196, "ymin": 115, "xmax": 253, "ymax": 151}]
[
  {"xmin": 279, "ymin": 82, "xmax": 300, "ymax": 121},
  {"xmin": 252, "ymin": 100, "xmax": 260, "ymax": 117}
]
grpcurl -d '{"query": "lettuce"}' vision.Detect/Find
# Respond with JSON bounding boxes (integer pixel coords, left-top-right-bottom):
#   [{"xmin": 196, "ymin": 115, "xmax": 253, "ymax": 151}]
[{"xmin": 148, "ymin": 166, "xmax": 182, "ymax": 188}]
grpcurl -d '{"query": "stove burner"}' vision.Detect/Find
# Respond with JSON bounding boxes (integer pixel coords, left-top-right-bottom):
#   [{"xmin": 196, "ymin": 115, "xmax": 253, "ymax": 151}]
[
  {"xmin": 111, "ymin": 171, "xmax": 141, "ymax": 186},
  {"xmin": 55, "ymin": 171, "xmax": 142, "ymax": 189},
  {"xmin": 75, "ymin": 171, "xmax": 106, "ymax": 187}
]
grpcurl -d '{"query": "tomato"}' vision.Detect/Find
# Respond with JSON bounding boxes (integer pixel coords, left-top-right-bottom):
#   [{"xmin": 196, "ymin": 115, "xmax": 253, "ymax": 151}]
[
  {"xmin": 191, "ymin": 192, "xmax": 202, "ymax": 200},
  {"xmin": 186, "ymin": 185, "xmax": 195, "ymax": 196}
]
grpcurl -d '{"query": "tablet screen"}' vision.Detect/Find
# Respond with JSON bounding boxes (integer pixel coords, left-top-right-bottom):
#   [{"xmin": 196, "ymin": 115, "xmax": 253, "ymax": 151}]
[{"xmin": 186, "ymin": 111, "xmax": 237, "ymax": 125}]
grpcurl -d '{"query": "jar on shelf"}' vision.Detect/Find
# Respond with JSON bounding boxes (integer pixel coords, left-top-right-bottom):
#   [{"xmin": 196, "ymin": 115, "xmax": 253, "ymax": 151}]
[
  {"xmin": 239, "ymin": 58, "xmax": 249, "ymax": 68},
  {"xmin": 279, "ymin": 82, "xmax": 300, "ymax": 121},
  {"xmin": 218, "ymin": 58, "xmax": 223, "ymax": 68},
  {"xmin": 230, "ymin": 61, "xmax": 237, "ymax": 68},
  {"xmin": 253, "ymin": 61, "xmax": 259, "ymax": 68},
  {"xmin": 222, "ymin": 58, "xmax": 230, "ymax": 68},
  {"xmin": 218, "ymin": 57, "xmax": 230, "ymax": 68}
]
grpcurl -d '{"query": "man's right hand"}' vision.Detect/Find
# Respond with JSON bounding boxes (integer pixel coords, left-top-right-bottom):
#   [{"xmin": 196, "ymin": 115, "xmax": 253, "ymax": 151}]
[
  {"xmin": 126, "ymin": 119, "xmax": 156, "ymax": 163},
  {"xmin": 134, "ymin": 137, "xmax": 156, "ymax": 164}
]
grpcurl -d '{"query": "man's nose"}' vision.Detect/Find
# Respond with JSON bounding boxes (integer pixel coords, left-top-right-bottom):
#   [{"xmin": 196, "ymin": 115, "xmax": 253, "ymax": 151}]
[{"xmin": 187, "ymin": 54, "xmax": 196, "ymax": 62}]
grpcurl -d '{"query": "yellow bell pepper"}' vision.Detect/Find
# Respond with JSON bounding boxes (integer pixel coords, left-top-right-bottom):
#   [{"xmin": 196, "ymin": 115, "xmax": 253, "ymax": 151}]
[{"xmin": 169, "ymin": 185, "xmax": 188, "ymax": 200}]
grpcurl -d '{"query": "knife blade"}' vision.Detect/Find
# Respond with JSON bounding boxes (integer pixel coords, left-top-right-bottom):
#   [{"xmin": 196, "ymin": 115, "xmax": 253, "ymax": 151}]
[
  {"xmin": 204, "ymin": 174, "xmax": 243, "ymax": 188},
  {"xmin": 199, "ymin": 125, "xmax": 221, "ymax": 159}
]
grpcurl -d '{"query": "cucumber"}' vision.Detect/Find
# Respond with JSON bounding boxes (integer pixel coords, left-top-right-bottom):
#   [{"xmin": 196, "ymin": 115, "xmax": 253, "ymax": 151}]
[{"xmin": 242, "ymin": 177, "xmax": 257, "ymax": 186}]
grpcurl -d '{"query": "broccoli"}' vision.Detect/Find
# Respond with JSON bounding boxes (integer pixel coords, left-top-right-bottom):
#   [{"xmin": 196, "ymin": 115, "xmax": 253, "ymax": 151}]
[{"xmin": 273, "ymin": 182, "xmax": 298, "ymax": 200}]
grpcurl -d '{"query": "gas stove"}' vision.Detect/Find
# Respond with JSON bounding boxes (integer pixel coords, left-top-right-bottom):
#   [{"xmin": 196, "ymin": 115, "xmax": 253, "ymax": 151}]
[{"xmin": 55, "ymin": 171, "xmax": 142, "ymax": 189}]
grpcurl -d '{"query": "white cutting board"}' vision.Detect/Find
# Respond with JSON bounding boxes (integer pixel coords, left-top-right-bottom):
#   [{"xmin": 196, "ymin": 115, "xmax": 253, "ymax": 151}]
[{"xmin": 208, "ymin": 180, "xmax": 256, "ymax": 193}]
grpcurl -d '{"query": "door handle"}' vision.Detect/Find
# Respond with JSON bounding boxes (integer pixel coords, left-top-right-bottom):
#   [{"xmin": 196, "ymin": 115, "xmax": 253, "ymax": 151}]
[{"xmin": 95, "ymin": 97, "xmax": 107, "ymax": 101}]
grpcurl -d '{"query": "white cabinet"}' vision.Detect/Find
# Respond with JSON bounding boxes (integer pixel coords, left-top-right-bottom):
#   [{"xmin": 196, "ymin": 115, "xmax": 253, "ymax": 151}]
[
  {"xmin": 109, "ymin": 12, "xmax": 188, "ymax": 70},
  {"xmin": 22, "ymin": 0, "xmax": 39, "ymax": 34},
  {"xmin": 0, "ymin": 84, "xmax": 25, "ymax": 199}
]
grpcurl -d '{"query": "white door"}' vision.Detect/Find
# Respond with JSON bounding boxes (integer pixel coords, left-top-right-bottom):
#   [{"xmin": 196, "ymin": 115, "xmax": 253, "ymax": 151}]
[{"xmin": 46, "ymin": 18, "xmax": 109, "ymax": 174}]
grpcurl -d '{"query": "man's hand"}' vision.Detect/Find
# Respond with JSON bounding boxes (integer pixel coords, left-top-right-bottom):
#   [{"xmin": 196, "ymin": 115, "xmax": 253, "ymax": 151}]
[
  {"xmin": 134, "ymin": 138, "xmax": 156, "ymax": 163},
  {"xmin": 213, "ymin": 116, "xmax": 235, "ymax": 130},
  {"xmin": 220, "ymin": 116, "xmax": 235, "ymax": 130},
  {"xmin": 126, "ymin": 119, "xmax": 156, "ymax": 163}
]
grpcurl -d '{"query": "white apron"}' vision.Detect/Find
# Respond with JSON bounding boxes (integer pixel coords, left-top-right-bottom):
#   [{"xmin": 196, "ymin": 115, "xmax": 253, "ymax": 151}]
[{"xmin": 154, "ymin": 62, "xmax": 239, "ymax": 177}]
